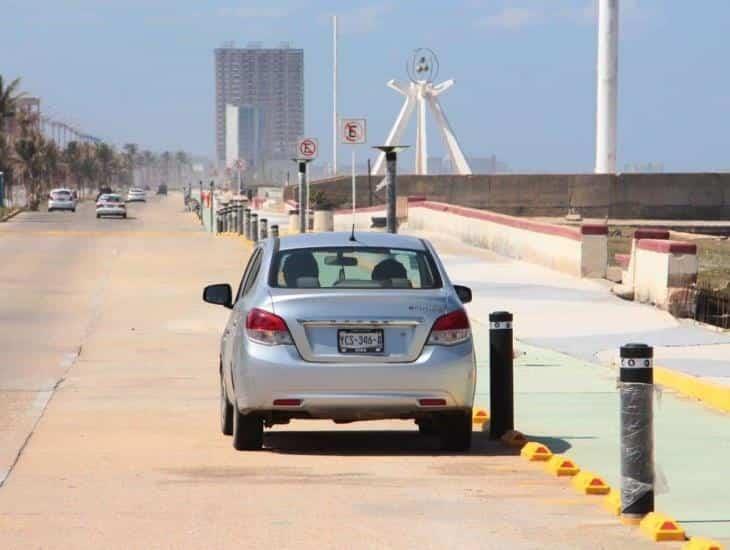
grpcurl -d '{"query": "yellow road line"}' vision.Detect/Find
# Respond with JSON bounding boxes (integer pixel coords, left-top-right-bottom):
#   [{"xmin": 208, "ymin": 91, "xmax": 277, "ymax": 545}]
[{"xmin": 655, "ymin": 366, "xmax": 730, "ymax": 414}]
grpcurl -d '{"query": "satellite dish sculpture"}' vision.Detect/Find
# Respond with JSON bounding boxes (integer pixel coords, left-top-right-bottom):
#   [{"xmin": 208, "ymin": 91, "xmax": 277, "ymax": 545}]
[{"xmin": 372, "ymin": 49, "xmax": 472, "ymax": 176}]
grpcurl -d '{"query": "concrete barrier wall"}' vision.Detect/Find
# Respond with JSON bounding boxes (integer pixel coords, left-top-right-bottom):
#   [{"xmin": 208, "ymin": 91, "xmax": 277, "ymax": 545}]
[
  {"xmin": 333, "ymin": 201, "xmax": 608, "ymax": 279},
  {"xmin": 634, "ymin": 240, "xmax": 698, "ymax": 309},
  {"xmin": 287, "ymin": 172, "xmax": 730, "ymax": 220}
]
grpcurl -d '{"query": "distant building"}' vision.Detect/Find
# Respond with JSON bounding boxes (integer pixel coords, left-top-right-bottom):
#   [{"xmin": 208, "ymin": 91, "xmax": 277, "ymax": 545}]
[{"xmin": 215, "ymin": 44, "xmax": 304, "ymax": 178}]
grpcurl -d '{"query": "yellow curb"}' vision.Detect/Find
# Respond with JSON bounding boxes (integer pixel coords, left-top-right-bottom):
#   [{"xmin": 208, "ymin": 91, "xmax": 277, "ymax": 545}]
[
  {"xmin": 683, "ymin": 537, "xmax": 725, "ymax": 550},
  {"xmin": 543, "ymin": 454, "xmax": 580, "ymax": 477},
  {"xmin": 571, "ymin": 471, "xmax": 610, "ymax": 495},
  {"xmin": 639, "ymin": 512, "xmax": 686, "ymax": 542},
  {"xmin": 655, "ymin": 366, "xmax": 730, "ymax": 414},
  {"xmin": 472, "ymin": 408, "xmax": 489, "ymax": 425},
  {"xmin": 520, "ymin": 441, "xmax": 553, "ymax": 462},
  {"xmin": 500, "ymin": 429, "xmax": 528, "ymax": 448},
  {"xmin": 603, "ymin": 489, "xmax": 621, "ymax": 516}
]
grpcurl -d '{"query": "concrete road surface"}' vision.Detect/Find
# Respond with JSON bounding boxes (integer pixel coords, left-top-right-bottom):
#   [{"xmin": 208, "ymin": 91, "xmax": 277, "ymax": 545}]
[{"xmin": 0, "ymin": 196, "xmax": 664, "ymax": 549}]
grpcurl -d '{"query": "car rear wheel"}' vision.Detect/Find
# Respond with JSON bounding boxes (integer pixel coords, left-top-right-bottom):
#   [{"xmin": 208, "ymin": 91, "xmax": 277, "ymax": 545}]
[
  {"xmin": 220, "ymin": 375, "xmax": 233, "ymax": 436},
  {"xmin": 439, "ymin": 410, "xmax": 472, "ymax": 452},
  {"xmin": 96, "ymin": 213, "xmax": 100, "ymax": 218},
  {"xmin": 232, "ymin": 409, "xmax": 263, "ymax": 451},
  {"xmin": 122, "ymin": 213, "xmax": 127, "ymax": 219}
]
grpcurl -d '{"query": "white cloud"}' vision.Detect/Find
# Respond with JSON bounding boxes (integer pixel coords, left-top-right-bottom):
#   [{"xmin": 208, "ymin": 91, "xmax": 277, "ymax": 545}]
[
  {"xmin": 477, "ymin": 6, "xmax": 541, "ymax": 30},
  {"xmin": 216, "ymin": 7, "xmax": 291, "ymax": 18}
]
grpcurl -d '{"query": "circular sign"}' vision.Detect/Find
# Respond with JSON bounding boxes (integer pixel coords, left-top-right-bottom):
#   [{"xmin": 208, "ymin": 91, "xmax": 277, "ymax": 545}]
[{"xmin": 298, "ymin": 138, "xmax": 318, "ymax": 159}]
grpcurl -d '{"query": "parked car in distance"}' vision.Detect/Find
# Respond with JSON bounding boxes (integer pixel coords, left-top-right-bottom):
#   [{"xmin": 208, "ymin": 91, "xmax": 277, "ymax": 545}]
[
  {"xmin": 203, "ymin": 232, "xmax": 476, "ymax": 452},
  {"xmin": 156, "ymin": 184, "xmax": 167, "ymax": 195},
  {"xmin": 48, "ymin": 188, "xmax": 77, "ymax": 212},
  {"xmin": 96, "ymin": 193, "xmax": 127, "ymax": 219},
  {"xmin": 126, "ymin": 187, "xmax": 147, "ymax": 202}
]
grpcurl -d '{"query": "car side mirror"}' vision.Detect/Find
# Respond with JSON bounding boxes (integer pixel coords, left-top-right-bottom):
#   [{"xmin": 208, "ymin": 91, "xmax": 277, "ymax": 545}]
[
  {"xmin": 203, "ymin": 283, "xmax": 233, "ymax": 309},
  {"xmin": 454, "ymin": 285, "xmax": 472, "ymax": 304}
]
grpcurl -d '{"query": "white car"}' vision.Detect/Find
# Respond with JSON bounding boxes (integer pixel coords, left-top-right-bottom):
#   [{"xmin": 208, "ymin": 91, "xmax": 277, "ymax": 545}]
[
  {"xmin": 126, "ymin": 188, "xmax": 146, "ymax": 202},
  {"xmin": 48, "ymin": 188, "xmax": 77, "ymax": 212},
  {"xmin": 96, "ymin": 194, "xmax": 127, "ymax": 219}
]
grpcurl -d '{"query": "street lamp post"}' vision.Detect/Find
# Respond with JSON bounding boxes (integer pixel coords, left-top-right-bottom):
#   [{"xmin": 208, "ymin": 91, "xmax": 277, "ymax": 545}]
[{"xmin": 0, "ymin": 171, "xmax": 5, "ymax": 209}]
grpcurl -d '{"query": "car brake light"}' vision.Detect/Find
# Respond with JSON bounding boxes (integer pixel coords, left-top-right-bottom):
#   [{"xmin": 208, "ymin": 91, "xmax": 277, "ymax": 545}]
[
  {"xmin": 427, "ymin": 310, "xmax": 471, "ymax": 346},
  {"xmin": 246, "ymin": 308, "xmax": 293, "ymax": 346}
]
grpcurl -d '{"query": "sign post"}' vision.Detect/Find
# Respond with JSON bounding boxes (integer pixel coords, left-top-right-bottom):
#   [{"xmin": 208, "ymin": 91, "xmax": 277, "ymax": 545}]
[
  {"xmin": 341, "ymin": 119, "xmax": 367, "ymax": 228},
  {"xmin": 294, "ymin": 137, "xmax": 318, "ymax": 233}
]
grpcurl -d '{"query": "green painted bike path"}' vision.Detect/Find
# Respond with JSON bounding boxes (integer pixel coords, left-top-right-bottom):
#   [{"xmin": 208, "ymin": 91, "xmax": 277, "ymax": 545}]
[{"xmin": 471, "ymin": 321, "xmax": 730, "ymax": 544}]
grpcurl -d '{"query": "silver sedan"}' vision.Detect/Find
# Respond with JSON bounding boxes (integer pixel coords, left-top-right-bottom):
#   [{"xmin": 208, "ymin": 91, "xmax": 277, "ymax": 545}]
[{"xmin": 203, "ymin": 232, "xmax": 476, "ymax": 452}]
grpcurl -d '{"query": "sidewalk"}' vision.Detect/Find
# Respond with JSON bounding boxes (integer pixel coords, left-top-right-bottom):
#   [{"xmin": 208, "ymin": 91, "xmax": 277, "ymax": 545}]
[{"xmin": 412, "ymin": 230, "xmax": 730, "ymax": 544}]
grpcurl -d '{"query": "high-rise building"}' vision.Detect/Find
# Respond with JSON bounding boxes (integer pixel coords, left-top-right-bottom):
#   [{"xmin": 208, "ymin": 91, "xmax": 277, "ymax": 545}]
[{"xmin": 215, "ymin": 44, "xmax": 304, "ymax": 175}]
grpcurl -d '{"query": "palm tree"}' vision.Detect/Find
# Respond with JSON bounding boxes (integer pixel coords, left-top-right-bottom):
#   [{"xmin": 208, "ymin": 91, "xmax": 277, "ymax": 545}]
[
  {"xmin": 0, "ymin": 75, "xmax": 25, "ymax": 134},
  {"xmin": 95, "ymin": 142, "xmax": 115, "ymax": 187},
  {"xmin": 13, "ymin": 135, "xmax": 43, "ymax": 209},
  {"xmin": 122, "ymin": 143, "xmax": 138, "ymax": 186}
]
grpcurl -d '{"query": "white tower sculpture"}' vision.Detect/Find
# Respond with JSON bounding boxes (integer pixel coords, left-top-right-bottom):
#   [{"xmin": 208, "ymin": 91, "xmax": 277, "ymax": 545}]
[
  {"xmin": 372, "ymin": 49, "xmax": 472, "ymax": 176},
  {"xmin": 595, "ymin": 0, "xmax": 619, "ymax": 174}
]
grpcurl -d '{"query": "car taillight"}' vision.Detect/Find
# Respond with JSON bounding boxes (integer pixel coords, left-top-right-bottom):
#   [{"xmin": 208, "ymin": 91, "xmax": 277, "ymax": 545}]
[
  {"xmin": 246, "ymin": 308, "xmax": 293, "ymax": 346},
  {"xmin": 427, "ymin": 310, "xmax": 471, "ymax": 346}
]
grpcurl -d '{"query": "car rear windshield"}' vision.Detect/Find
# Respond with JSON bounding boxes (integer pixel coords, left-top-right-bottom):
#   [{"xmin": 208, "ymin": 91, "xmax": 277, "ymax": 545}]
[
  {"xmin": 269, "ymin": 246, "xmax": 442, "ymax": 289},
  {"xmin": 50, "ymin": 191, "xmax": 71, "ymax": 199},
  {"xmin": 101, "ymin": 195, "xmax": 122, "ymax": 202}
]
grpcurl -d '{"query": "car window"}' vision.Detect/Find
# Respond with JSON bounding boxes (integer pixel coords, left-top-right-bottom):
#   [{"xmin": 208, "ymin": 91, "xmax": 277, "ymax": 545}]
[
  {"xmin": 242, "ymin": 251, "xmax": 264, "ymax": 297},
  {"xmin": 269, "ymin": 246, "xmax": 441, "ymax": 290},
  {"xmin": 236, "ymin": 248, "xmax": 262, "ymax": 302}
]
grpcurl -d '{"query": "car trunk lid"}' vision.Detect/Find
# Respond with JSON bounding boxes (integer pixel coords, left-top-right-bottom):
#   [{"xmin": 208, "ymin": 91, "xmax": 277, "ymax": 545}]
[{"xmin": 269, "ymin": 289, "xmax": 447, "ymax": 363}]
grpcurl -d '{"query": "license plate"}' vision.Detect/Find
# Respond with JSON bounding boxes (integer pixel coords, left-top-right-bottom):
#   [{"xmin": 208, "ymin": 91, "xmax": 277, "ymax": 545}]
[{"xmin": 337, "ymin": 329, "xmax": 384, "ymax": 354}]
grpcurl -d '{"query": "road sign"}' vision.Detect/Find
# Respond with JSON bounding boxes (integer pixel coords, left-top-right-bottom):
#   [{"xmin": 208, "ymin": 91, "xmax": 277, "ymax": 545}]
[
  {"xmin": 297, "ymin": 138, "xmax": 319, "ymax": 160},
  {"xmin": 341, "ymin": 119, "xmax": 367, "ymax": 145}
]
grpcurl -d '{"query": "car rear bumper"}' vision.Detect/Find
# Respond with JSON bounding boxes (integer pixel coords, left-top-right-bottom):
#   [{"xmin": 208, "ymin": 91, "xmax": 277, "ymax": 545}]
[
  {"xmin": 232, "ymin": 340, "xmax": 476, "ymax": 417},
  {"xmin": 48, "ymin": 201, "xmax": 75, "ymax": 210},
  {"xmin": 97, "ymin": 208, "xmax": 126, "ymax": 216}
]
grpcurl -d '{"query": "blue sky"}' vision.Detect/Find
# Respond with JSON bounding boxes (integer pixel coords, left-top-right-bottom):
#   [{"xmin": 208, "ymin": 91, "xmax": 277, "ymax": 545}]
[{"xmin": 3, "ymin": 0, "xmax": 730, "ymax": 172}]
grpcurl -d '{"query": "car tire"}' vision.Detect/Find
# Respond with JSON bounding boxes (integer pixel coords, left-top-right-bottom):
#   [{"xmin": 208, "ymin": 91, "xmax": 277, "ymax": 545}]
[
  {"xmin": 96, "ymin": 213, "xmax": 100, "ymax": 219},
  {"xmin": 220, "ymin": 375, "xmax": 233, "ymax": 436},
  {"xmin": 122, "ymin": 213, "xmax": 127, "ymax": 219},
  {"xmin": 232, "ymin": 408, "xmax": 263, "ymax": 451},
  {"xmin": 439, "ymin": 410, "xmax": 472, "ymax": 452},
  {"xmin": 71, "ymin": 208, "xmax": 76, "ymax": 213},
  {"xmin": 49, "ymin": 208, "xmax": 54, "ymax": 212}
]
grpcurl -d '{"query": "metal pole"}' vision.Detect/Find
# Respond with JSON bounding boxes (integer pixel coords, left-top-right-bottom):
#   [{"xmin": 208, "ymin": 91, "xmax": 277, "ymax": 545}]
[
  {"xmin": 209, "ymin": 181, "xmax": 215, "ymax": 234},
  {"xmin": 0, "ymin": 172, "xmax": 5, "ymax": 209},
  {"xmin": 237, "ymin": 202, "xmax": 244, "ymax": 235},
  {"xmin": 620, "ymin": 343, "xmax": 654, "ymax": 523},
  {"xmin": 595, "ymin": 0, "xmax": 619, "ymax": 174},
  {"xmin": 260, "ymin": 218, "xmax": 268, "ymax": 239},
  {"xmin": 251, "ymin": 213, "xmax": 259, "ymax": 244},
  {"xmin": 351, "ymin": 148, "xmax": 356, "ymax": 228},
  {"xmin": 298, "ymin": 161, "xmax": 306, "ymax": 233},
  {"xmin": 332, "ymin": 15, "xmax": 338, "ymax": 176},
  {"xmin": 271, "ymin": 224, "xmax": 279, "ymax": 238},
  {"xmin": 385, "ymin": 151, "xmax": 397, "ymax": 234},
  {"xmin": 489, "ymin": 311, "xmax": 514, "ymax": 440},
  {"xmin": 367, "ymin": 159, "xmax": 373, "ymax": 206}
]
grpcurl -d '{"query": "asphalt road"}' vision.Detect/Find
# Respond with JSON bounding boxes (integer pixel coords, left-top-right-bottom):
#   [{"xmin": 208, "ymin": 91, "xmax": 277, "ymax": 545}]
[{"xmin": 0, "ymin": 196, "xmax": 665, "ymax": 549}]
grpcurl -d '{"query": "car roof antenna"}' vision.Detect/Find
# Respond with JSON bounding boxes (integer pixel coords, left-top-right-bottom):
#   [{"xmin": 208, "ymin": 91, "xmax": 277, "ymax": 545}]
[{"xmin": 349, "ymin": 223, "xmax": 357, "ymax": 242}]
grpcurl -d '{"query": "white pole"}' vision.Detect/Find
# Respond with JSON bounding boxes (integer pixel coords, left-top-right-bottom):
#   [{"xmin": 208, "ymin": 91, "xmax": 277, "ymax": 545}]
[
  {"xmin": 351, "ymin": 148, "xmax": 356, "ymax": 228},
  {"xmin": 332, "ymin": 15, "xmax": 338, "ymax": 176},
  {"xmin": 595, "ymin": 0, "xmax": 619, "ymax": 174}
]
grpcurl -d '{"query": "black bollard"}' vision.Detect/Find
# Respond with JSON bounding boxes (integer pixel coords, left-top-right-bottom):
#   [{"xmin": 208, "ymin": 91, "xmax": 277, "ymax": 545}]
[
  {"xmin": 260, "ymin": 218, "xmax": 268, "ymax": 239},
  {"xmin": 237, "ymin": 203, "xmax": 244, "ymax": 235},
  {"xmin": 251, "ymin": 213, "xmax": 258, "ymax": 244},
  {"xmin": 489, "ymin": 311, "xmax": 514, "ymax": 440},
  {"xmin": 620, "ymin": 343, "xmax": 654, "ymax": 523},
  {"xmin": 271, "ymin": 224, "xmax": 279, "ymax": 238},
  {"xmin": 244, "ymin": 208, "xmax": 251, "ymax": 239}
]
